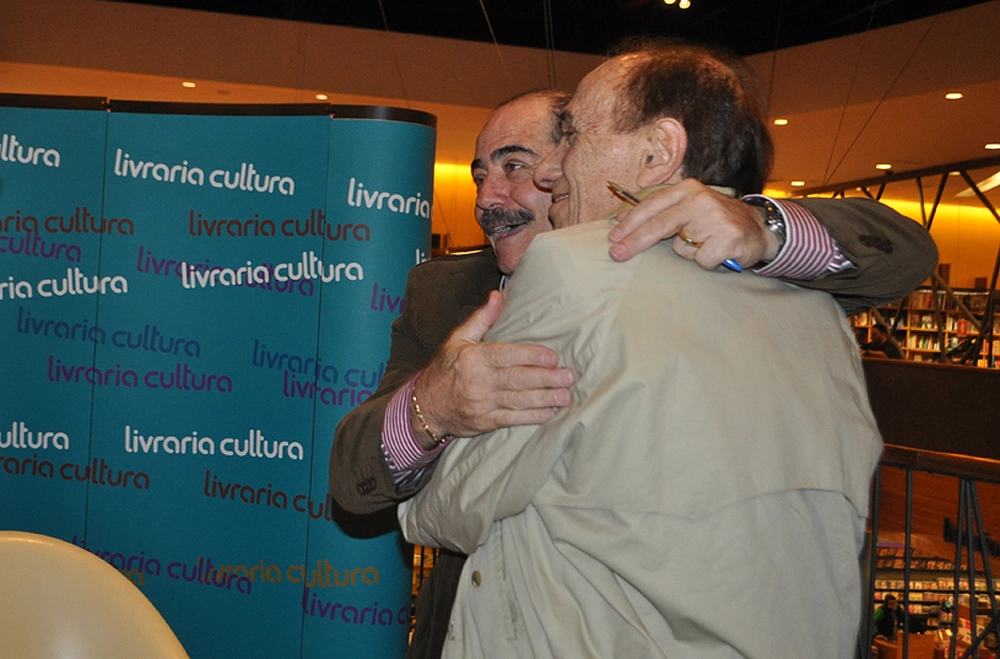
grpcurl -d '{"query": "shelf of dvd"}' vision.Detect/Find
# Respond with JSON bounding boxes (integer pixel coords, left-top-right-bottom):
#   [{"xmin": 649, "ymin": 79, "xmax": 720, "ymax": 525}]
[{"xmin": 874, "ymin": 546, "xmax": 999, "ymax": 626}]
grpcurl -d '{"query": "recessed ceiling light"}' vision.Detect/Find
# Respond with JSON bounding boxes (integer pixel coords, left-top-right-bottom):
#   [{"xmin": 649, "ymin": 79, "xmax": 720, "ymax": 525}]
[
  {"xmin": 945, "ymin": 92, "xmax": 963, "ymax": 100},
  {"xmin": 986, "ymin": 143, "xmax": 1000, "ymax": 150},
  {"xmin": 790, "ymin": 180, "xmax": 805, "ymax": 187},
  {"xmin": 875, "ymin": 163, "xmax": 893, "ymax": 170},
  {"xmin": 773, "ymin": 118, "xmax": 788, "ymax": 126},
  {"xmin": 664, "ymin": 0, "xmax": 676, "ymax": 4},
  {"xmin": 678, "ymin": 0, "xmax": 690, "ymax": 7},
  {"xmin": 315, "ymin": 93, "xmax": 328, "ymax": 100},
  {"xmin": 181, "ymin": 81, "xmax": 196, "ymax": 88}
]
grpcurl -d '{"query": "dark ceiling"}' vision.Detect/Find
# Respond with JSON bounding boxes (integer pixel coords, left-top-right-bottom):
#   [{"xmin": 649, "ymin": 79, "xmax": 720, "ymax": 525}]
[{"xmin": 114, "ymin": 0, "xmax": 992, "ymax": 57}]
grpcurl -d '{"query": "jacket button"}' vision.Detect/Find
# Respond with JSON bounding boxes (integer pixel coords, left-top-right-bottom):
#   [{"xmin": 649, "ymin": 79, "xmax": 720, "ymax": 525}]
[{"xmin": 471, "ymin": 570, "xmax": 482, "ymax": 587}]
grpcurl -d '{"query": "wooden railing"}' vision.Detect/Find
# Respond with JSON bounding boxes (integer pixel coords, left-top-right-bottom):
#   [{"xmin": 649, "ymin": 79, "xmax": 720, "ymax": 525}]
[
  {"xmin": 863, "ymin": 358, "xmax": 1000, "ymax": 658},
  {"xmin": 866, "ymin": 445, "xmax": 1000, "ymax": 659}
]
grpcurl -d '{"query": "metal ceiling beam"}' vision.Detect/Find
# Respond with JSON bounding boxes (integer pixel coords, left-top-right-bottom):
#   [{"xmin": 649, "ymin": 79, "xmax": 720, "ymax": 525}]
[
  {"xmin": 794, "ymin": 155, "xmax": 1000, "ymax": 198},
  {"xmin": 795, "ymin": 154, "xmax": 1000, "ymax": 367}
]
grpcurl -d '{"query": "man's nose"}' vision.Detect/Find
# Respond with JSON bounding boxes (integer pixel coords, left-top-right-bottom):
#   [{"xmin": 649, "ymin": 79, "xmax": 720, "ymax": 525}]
[
  {"xmin": 534, "ymin": 143, "xmax": 565, "ymax": 189},
  {"xmin": 476, "ymin": 171, "xmax": 509, "ymax": 210}
]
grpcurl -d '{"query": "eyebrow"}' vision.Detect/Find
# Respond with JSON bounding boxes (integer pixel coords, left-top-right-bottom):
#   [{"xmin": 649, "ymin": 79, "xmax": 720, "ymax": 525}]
[{"xmin": 470, "ymin": 144, "xmax": 538, "ymax": 173}]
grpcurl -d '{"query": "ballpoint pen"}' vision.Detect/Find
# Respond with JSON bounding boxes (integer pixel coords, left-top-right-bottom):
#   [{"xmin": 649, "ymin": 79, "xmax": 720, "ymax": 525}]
[{"xmin": 607, "ymin": 181, "xmax": 743, "ymax": 273}]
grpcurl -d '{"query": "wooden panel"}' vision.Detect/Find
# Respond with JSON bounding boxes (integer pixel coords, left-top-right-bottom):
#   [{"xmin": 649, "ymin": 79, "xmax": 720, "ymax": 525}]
[
  {"xmin": 874, "ymin": 465, "xmax": 1000, "ymax": 573},
  {"xmin": 864, "ymin": 360, "xmax": 1000, "ymax": 461}
]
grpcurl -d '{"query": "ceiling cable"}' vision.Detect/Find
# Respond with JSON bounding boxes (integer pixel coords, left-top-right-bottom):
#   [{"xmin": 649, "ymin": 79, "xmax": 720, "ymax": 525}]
[
  {"xmin": 374, "ymin": 0, "xmax": 457, "ymax": 242},
  {"xmin": 432, "ymin": 188, "xmax": 452, "ymax": 245},
  {"xmin": 375, "ymin": 0, "xmax": 413, "ymax": 108},
  {"xmin": 477, "ymin": 0, "xmax": 517, "ymax": 97},
  {"xmin": 820, "ymin": 2, "xmax": 878, "ymax": 186},
  {"xmin": 543, "ymin": 0, "xmax": 557, "ymax": 88},
  {"xmin": 823, "ymin": 3, "xmax": 945, "ymax": 184},
  {"xmin": 764, "ymin": 0, "xmax": 784, "ymax": 118}
]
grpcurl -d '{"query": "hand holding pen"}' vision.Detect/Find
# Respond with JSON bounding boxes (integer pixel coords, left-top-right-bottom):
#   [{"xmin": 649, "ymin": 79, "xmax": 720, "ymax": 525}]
[{"xmin": 605, "ymin": 179, "xmax": 777, "ymax": 273}]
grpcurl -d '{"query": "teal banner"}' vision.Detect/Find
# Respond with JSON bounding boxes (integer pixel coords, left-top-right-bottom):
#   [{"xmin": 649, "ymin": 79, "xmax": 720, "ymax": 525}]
[{"xmin": 0, "ymin": 98, "xmax": 436, "ymax": 659}]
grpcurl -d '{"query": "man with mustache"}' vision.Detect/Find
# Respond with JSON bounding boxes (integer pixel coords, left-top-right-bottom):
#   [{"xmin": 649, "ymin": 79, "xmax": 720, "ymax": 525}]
[
  {"xmin": 397, "ymin": 40, "xmax": 902, "ymax": 657},
  {"xmin": 332, "ymin": 84, "xmax": 936, "ymax": 656}
]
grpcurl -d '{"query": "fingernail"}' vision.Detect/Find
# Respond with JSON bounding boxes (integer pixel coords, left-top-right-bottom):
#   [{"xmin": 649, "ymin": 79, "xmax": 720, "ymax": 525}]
[{"xmin": 609, "ymin": 244, "xmax": 625, "ymax": 261}]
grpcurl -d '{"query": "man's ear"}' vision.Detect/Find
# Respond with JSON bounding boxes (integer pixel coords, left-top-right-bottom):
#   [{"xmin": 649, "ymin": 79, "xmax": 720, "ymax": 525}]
[{"xmin": 636, "ymin": 117, "xmax": 687, "ymax": 188}]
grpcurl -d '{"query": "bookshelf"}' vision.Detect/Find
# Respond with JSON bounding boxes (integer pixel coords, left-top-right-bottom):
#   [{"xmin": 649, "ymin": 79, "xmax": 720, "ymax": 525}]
[{"xmin": 851, "ymin": 287, "xmax": 1000, "ymax": 367}]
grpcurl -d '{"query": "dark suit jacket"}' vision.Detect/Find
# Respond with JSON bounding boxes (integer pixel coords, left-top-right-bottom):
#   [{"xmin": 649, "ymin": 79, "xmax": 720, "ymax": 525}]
[{"xmin": 328, "ymin": 197, "xmax": 937, "ymax": 658}]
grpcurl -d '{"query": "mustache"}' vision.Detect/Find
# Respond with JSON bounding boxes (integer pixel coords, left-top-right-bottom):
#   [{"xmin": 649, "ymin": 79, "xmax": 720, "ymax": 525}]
[{"xmin": 478, "ymin": 207, "xmax": 535, "ymax": 237}]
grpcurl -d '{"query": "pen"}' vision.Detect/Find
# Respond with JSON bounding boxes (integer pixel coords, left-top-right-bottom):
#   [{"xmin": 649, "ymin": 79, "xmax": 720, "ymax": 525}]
[{"xmin": 607, "ymin": 181, "xmax": 743, "ymax": 273}]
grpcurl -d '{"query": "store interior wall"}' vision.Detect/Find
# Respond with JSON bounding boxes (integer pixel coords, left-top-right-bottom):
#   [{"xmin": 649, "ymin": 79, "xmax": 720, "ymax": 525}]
[{"xmin": 4, "ymin": 0, "xmax": 1000, "ymax": 274}]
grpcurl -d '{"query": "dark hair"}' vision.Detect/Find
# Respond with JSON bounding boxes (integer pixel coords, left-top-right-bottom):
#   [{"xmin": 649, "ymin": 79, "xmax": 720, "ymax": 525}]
[
  {"xmin": 884, "ymin": 594, "xmax": 897, "ymax": 603},
  {"xmin": 873, "ymin": 323, "xmax": 889, "ymax": 334},
  {"xmin": 495, "ymin": 89, "xmax": 572, "ymax": 143},
  {"xmin": 607, "ymin": 37, "xmax": 772, "ymax": 196}
]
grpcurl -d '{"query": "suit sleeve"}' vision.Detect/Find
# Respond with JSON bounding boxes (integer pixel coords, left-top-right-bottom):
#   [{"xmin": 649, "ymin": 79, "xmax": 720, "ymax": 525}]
[
  {"xmin": 329, "ymin": 271, "xmax": 439, "ymax": 514},
  {"xmin": 398, "ymin": 233, "xmax": 614, "ymax": 553},
  {"xmin": 786, "ymin": 198, "xmax": 938, "ymax": 316}
]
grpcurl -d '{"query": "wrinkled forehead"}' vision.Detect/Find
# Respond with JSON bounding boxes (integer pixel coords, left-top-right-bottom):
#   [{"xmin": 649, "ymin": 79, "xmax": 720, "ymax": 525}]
[
  {"xmin": 566, "ymin": 56, "xmax": 637, "ymax": 130},
  {"xmin": 474, "ymin": 96, "xmax": 559, "ymax": 164}
]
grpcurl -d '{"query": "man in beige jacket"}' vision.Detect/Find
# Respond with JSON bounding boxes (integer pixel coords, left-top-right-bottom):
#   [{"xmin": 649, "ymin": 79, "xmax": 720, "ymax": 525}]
[{"xmin": 399, "ymin": 41, "xmax": 883, "ymax": 658}]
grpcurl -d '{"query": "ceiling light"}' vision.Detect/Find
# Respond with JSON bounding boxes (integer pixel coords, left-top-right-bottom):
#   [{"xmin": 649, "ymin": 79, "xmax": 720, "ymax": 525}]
[
  {"xmin": 986, "ymin": 143, "xmax": 1000, "ymax": 150},
  {"xmin": 315, "ymin": 93, "xmax": 328, "ymax": 100},
  {"xmin": 790, "ymin": 180, "xmax": 805, "ymax": 187},
  {"xmin": 875, "ymin": 163, "xmax": 892, "ymax": 170},
  {"xmin": 664, "ymin": 0, "xmax": 676, "ymax": 4},
  {"xmin": 773, "ymin": 118, "xmax": 788, "ymax": 126},
  {"xmin": 678, "ymin": 0, "xmax": 691, "ymax": 7},
  {"xmin": 945, "ymin": 92, "xmax": 963, "ymax": 100},
  {"xmin": 181, "ymin": 81, "xmax": 196, "ymax": 88}
]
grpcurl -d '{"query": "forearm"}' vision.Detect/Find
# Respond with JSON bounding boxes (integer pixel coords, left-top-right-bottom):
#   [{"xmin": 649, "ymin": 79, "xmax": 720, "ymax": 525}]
[
  {"xmin": 787, "ymin": 198, "xmax": 938, "ymax": 315},
  {"xmin": 329, "ymin": 365, "xmax": 423, "ymax": 513},
  {"xmin": 381, "ymin": 374, "xmax": 450, "ymax": 484},
  {"xmin": 750, "ymin": 197, "xmax": 849, "ymax": 280},
  {"xmin": 398, "ymin": 418, "xmax": 562, "ymax": 553},
  {"xmin": 329, "ymin": 311, "xmax": 437, "ymax": 513}
]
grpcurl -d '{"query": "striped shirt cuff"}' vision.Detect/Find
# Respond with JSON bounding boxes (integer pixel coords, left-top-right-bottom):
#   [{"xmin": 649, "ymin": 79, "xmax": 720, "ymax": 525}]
[
  {"xmin": 381, "ymin": 372, "xmax": 449, "ymax": 486},
  {"xmin": 747, "ymin": 196, "xmax": 853, "ymax": 279}
]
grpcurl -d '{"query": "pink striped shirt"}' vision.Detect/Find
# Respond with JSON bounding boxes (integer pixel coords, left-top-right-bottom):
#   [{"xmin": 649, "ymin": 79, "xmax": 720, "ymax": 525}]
[
  {"xmin": 749, "ymin": 196, "xmax": 851, "ymax": 279},
  {"xmin": 381, "ymin": 372, "xmax": 449, "ymax": 489},
  {"xmin": 381, "ymin": 198, "xmax": 852, "ymax": 481}
]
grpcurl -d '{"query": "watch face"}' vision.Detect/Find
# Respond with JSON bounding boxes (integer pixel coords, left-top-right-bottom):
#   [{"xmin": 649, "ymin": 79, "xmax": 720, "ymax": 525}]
[{"xmin": 753, "ymin": 200, "xmax": 786, "ymax": 251}]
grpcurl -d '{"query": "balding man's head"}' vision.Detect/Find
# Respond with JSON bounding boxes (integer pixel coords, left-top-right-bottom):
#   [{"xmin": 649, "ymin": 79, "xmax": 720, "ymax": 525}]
[{"xmin": 534, "ymin": 40, "xmax": 773, "ymax": 229}]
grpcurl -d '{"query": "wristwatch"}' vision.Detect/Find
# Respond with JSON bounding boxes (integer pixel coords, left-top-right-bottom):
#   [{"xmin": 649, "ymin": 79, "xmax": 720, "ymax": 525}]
[{"xmin": 745, "ymin": 196, "xmax": 786, "ymax": 263}]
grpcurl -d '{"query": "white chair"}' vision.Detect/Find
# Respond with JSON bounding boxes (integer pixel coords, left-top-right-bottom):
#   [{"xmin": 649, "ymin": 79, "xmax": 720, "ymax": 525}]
[{"xmin": 0, "ymin": 530, "xmax": 190, "ymax": 659}]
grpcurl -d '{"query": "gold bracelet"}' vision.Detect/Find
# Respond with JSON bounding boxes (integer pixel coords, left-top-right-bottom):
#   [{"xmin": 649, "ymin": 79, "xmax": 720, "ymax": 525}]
[{"xmin": 412, "ymin": 390, "xmax": 453, "ymax": 446}]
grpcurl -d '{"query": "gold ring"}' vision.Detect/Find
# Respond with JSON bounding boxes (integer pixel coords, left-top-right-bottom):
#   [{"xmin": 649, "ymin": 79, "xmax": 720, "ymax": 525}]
[{"xmin": 679, "ymin": 229, "xmax": 701, "ymax": 247}]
